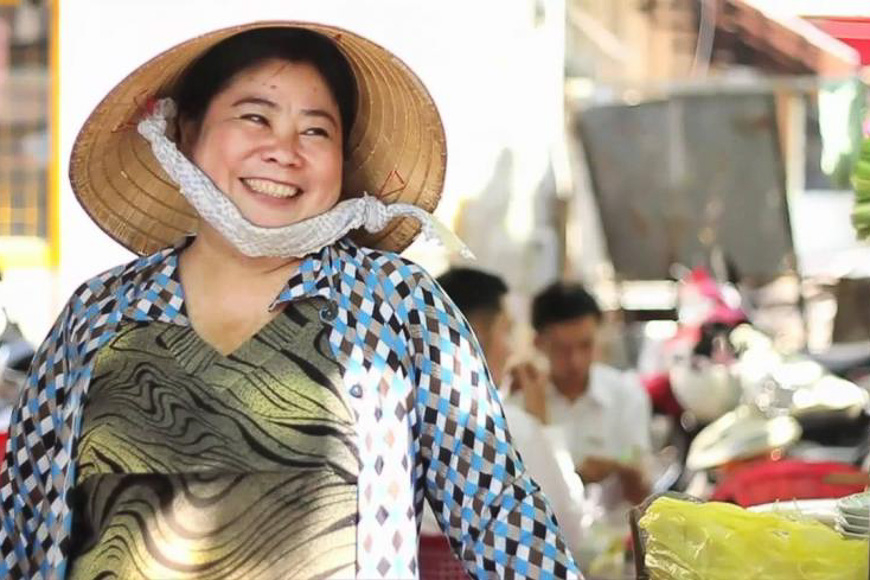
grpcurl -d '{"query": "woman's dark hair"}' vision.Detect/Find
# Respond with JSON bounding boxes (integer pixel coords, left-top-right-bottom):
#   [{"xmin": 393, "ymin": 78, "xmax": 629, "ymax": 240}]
[
  {"xmin": 173, "ymin": 27, "xmax": 357, "ymax": 150},
  {"xmin": 531, "ymin": 282, "xmax": 602, "ymax": 332}
]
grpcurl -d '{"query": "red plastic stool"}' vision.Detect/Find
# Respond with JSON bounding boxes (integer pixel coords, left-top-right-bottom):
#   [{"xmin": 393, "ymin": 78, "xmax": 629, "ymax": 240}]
[
  {"xmin": 711, "ymin": 459, "xmax": 866, "ymax": 507},
  {"xmin": 418, "ymin": 534, "xmax": 469, "ymax": 580}
]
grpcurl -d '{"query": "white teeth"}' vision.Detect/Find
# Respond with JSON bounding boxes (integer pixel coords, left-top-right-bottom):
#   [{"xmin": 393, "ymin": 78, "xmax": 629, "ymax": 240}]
[{"xmin": 242, "ymin": 178, "xmax": 301, "ymax": 198}]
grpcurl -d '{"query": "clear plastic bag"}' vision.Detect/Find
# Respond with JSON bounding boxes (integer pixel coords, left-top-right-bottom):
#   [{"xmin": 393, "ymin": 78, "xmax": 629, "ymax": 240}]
[{"xmin": 638, "ymin": 497, "xmax": 869, "ymax": 580}]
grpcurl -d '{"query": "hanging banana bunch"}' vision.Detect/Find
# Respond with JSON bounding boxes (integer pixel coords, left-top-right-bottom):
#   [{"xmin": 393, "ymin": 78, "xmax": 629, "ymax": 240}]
[{"xmin": 852, "ymin": 137, "xmax": 870, "ymax": 240}]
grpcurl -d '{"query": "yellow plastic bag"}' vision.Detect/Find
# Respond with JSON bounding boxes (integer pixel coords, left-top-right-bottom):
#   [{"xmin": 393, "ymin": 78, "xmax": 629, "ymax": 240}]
[{"xmin": 638, "ymin": 497, "xmax": 868, "ymax": 580}]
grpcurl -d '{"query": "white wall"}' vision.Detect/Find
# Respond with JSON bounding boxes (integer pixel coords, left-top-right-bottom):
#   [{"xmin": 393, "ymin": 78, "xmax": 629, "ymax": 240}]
[{"xmin": 38, "ymin": 0, "xmax": 568, "ymax": 341}]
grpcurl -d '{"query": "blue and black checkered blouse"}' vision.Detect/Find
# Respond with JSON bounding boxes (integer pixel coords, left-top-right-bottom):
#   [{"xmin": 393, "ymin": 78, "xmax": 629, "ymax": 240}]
[{"xmin": 0, "ymin": 238, "xmax": 580, "ymax": 579}]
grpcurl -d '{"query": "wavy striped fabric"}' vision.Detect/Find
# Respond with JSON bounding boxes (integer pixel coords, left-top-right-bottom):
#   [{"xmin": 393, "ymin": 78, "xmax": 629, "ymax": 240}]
[{"xmin": 67, "ymin": 299, "xmax": 359, "ymax": 580}]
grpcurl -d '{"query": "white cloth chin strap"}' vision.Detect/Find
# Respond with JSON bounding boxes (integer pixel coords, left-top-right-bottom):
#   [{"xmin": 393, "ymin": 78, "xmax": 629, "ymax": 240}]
[{"xmin": 137, "ymin": 98, "xmax": 473, "ymax": 259}]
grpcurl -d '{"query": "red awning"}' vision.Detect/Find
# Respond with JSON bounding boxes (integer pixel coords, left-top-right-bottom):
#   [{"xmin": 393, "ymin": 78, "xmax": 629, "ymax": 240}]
[
  {"xmin": 715, "ymin": 0, "xmax": 861, "ymax": 75},
  {"xmin": 808, "ymin": 17, "xmax": 870, "ymax": 66}
]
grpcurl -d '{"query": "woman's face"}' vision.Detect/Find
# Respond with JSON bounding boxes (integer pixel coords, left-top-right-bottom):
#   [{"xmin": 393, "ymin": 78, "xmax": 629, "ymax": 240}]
[{"xmin": 186, "ymin": 58, "xmax": 344, "ymax": 228}]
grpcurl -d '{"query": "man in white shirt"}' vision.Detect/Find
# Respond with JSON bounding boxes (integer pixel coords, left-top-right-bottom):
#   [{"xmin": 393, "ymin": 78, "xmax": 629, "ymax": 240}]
[
  {"xmin": 531, "ymin": 282, "xmax": 652, "ymax": 506},
  {"xmin": 429, "ymin": 268, "xmax": 586, "ymax": 554}
]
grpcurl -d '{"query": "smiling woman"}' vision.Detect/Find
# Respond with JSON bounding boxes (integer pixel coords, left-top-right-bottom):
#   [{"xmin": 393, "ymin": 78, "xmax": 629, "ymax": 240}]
[
  {"xmin": 0, "ymin": 22, "xmax": 581, "ymax": 580},
  {"xmin": 174, "ymin": 29, "xmax": 351, "ymax": 231},
  {"xmin": 186, "ymin": 59, "xmax": 344, "ymax": 228}
]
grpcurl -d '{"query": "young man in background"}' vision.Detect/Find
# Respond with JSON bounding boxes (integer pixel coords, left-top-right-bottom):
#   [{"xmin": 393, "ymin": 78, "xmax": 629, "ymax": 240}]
[{"xmin": 531, "ymin": 282, "xmax": 652, "ymax": 505}]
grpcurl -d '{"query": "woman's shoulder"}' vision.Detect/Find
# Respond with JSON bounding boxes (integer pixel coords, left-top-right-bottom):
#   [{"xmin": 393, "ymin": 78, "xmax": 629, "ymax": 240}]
[
  {"xmin": 338, "ymin": 242, "xmax": 438, "ymax": 296},
  {"xmin": 29, "ymin": 247, "xmax": 177, "ymax": 361},
  {"xmin": 66, "ymin": 246, "xmax": 177, "ymax": 316}
]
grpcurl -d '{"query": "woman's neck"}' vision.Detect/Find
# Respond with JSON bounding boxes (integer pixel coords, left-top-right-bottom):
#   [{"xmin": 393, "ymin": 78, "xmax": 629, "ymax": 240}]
[
  {"xmin": 179, "ymin": 224, "xmax": 302, "ymax": 298},
  {"xmin": 176, "ymin": 224, "xmax": 302, "ymax": 354},
  {"xmin": 184, "ymin": 224, "xmax": 301, "ymax": 277}
]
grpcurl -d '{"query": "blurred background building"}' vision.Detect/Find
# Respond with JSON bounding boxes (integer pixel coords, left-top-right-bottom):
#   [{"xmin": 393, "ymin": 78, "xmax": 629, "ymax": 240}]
[
  {"xmin": 561, "ymin": 0, "xmax": 868, "ymax": 358},
  {"xmin": 0, "ymin": 0, "xmax": 867, "ymax": 358},
  {"xmin": 0, "ymin": 0, "xmax": 53, "ymax": 343}
]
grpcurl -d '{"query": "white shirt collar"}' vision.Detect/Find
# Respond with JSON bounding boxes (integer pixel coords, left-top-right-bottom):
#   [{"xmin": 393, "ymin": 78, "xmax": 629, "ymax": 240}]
[{"xmin": 548, "ymin": 364, "xmax": 608, "ymax": 407}]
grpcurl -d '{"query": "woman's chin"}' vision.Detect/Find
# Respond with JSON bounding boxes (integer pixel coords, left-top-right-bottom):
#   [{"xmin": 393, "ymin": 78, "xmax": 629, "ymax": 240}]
[
  {"xmin": 240, "ymin": 204, "xmax": 335, "ymax": 228},
  {"xmin": 245, "ymin": 214, "xmax": 303, "ymax": 228},
  {"xmin": 236, "ymin": 204, "xmax": 305, "ymax": 229}
]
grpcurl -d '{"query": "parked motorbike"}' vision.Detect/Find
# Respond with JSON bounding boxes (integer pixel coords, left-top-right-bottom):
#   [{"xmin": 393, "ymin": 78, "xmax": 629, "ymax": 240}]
[
  {"xmin": 641, "ymin": 268, "xmax": 748, "ymax": 491},
  {"xmin": 680, "ymin": 324, "xmax": 870, "ymax": 499},
  {"xmin": 642, "ymin": 268, "xmax": 870, "ymax": 496}
]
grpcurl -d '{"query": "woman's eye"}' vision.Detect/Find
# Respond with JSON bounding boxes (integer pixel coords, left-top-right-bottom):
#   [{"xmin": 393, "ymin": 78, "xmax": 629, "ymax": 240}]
[
  {"xmin": 240, "ymin": 113, "xmax": 269, "ymax": 125},
  {"xmin": 302, "ymin": 127, "xmax": 330, "ymax": 138}
]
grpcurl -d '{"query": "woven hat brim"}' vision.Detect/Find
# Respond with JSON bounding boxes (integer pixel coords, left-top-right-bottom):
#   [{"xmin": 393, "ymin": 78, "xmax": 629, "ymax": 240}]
[{"xmin": 69, "ymin": 21, "xmax": 446, "ymax": 256}]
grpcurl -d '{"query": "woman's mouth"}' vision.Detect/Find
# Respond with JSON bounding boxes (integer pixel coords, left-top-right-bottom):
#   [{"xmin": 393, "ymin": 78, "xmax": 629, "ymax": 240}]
[{"xmin": 241, "ymin": 178, "xmax": 302, "ymax": 199}]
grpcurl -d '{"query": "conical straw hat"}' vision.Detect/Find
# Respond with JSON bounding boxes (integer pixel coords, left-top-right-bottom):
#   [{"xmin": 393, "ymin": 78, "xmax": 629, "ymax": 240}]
[{"xmin": 69, "ymin": 20, "xmax": 446, "ymax": 255}]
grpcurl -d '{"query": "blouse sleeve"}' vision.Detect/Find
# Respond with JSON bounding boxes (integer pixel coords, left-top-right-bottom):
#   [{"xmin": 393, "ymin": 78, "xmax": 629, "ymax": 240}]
[
  {"xmin": 408, "ymin": 274, "xmax": 582, "ymax": 579},
  {"xmin": 0, "ymin": 296, "xmax": 79, "ymax": 578}
]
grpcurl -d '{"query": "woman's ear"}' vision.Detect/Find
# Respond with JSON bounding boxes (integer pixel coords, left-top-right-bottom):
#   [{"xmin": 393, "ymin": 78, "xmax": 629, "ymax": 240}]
[{"xmin": 176, "ymin": 117, "xmax": 199, "ymax": 156}]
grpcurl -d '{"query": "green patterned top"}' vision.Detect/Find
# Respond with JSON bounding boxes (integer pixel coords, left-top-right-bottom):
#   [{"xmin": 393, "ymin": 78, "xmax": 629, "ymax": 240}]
[{"xmin": 68, "ymin": 299, "xmax": 359, "ymax": 580}]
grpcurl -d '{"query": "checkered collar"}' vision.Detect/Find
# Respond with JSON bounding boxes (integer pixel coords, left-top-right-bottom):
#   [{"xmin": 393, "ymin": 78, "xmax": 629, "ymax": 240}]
[{"xmin": 125, "ymin": 236, "xmax": 350, "ymax": 324}]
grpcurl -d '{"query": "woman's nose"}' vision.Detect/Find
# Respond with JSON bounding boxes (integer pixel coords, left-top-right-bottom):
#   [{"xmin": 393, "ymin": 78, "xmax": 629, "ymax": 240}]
[{"xmin": 262, "ymin": 133, "xmax": 302, "ymax": 166}]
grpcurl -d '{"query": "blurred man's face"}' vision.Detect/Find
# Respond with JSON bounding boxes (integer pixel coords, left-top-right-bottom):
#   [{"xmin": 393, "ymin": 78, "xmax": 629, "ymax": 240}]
[
  {"xmin": 535, "ymin": 315, "xmax": 599, "ymax": 399},
  {"xmin": 470, "ymin": 300, "xmax": 512, "ymax": 386}
]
